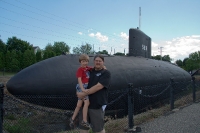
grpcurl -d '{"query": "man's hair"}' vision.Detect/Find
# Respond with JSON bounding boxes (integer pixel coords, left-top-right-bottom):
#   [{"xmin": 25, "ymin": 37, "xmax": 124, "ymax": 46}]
[
  {"xmin": 94, "ymin": 54, "xmax": 104, "ymax": 61},
  {"xmin": 79, "ymin": 54, "xmax": 89, "ymax": 62}
]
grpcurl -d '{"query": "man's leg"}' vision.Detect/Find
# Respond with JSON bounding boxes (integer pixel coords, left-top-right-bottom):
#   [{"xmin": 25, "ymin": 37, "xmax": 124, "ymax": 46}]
[
  {"xmin": 96, "ymin": 129, "xmax": 105, "ymax": 133},
  {"xmin": 80, "ymin": 129, "xmax": 89, "ymax": 133},
  {"xmin": 89, "ymin": 108, "xmax": 105, "ymax": 133}
]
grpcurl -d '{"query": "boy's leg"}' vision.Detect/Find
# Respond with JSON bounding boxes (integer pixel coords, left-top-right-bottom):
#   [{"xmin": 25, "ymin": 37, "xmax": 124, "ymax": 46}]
[
  {"xmin": 79, "ymin": 107, "xmax": 90, "ymax": 131},
  {"xmin": 72, "ymin": 100, "xmax": 83, "ymax": 120},
  {"xmin": 82, "ymin": 99, "xmax": 89, "ymax": 122}
]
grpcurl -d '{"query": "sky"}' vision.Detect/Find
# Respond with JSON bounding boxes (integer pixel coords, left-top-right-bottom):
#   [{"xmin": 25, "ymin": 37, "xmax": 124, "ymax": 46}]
[{"xmin": 0, "ymin": 0, "xmax": 200, "ymax": 62}]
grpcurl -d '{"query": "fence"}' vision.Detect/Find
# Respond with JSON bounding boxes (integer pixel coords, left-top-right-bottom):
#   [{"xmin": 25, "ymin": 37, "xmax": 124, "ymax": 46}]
[
  {"xmin": 0, "ymin": 77, "xmax": 200, "ymax": 133},
  {"xmin": 0, "ymin": 68, "xmax": 21, "ymax": 76}
]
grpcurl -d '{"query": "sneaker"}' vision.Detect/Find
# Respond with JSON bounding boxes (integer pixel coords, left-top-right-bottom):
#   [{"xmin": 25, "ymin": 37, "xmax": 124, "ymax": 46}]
[
  {"xmin": 81, "ymin": 120, "xmax": 91, "ymax": 128},
  {"xmin": 69, "ymin": 117, "xmax": 74, "ymax": 128}
]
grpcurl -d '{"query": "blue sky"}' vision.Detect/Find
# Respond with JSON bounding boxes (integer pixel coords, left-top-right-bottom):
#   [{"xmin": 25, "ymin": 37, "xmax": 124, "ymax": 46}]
[{"xmin": 0, "ymin": 0, "xmax": 200, "ymax": 62}]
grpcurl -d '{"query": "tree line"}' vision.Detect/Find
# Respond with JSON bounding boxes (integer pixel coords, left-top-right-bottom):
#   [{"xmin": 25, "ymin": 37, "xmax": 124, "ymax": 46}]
[
  {"xmin": 0, "ymin": 36, "xmax": 107, "ymax": 71},
  {"xmin": 0, "ymin": 36, "xmax": 199, "ymax": 72},
  {"xmin": 0, "ymin": 37, "xmax": 70, "ymax": 71},
  {"xmin": 175, "ymin": 51, "xmax": 200, "ymax": 72}
]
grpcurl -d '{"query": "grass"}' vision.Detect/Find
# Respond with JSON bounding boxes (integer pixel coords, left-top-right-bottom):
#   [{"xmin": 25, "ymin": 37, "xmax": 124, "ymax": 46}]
[
  {"xmin": 0, "ymin": 71, "xmax": 16, "ymax": 76},
  {"xmin": 4, "ymin": 118, "xmax": 31, "ymax": 133},
  {"xmin": 56, "ymin": 129, "xmax": 94, "ymax": 133},
  {"xmin": 4, "ymin": 114, "xmax": 17, "ymax": 120}
]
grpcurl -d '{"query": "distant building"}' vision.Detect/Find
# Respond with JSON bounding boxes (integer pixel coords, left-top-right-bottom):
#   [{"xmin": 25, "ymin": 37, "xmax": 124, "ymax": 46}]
[{"xmin": 32, "ymin": 46, "xmax": 40, "ymax": 54}]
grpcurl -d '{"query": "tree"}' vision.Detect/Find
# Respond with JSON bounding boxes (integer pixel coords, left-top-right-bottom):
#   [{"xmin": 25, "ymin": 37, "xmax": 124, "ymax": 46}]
[
  {"xmin": 151, "ymin": 55, "xmax": 162, "ymax": 60},
  {"xmin": 16, "ymin": 51, "xmax": 23, "ymax": 69},
  {"xmin": 114, "ymin": 52, "xmax": 125, "ymax": 56},
  {"xmin": 44, "ymin": 43, "xmax": 53, "ymax": 52},
  {"xmin": 9, "ymin": 50, "xmax": 20, "ymax": 70},
  {"xmin": 43, "ymin": 51, "xmax": 49, "ymax": 60},
  {"xmin": 98, "ymin": 50, "xmax": 108, "ymax": 55},
  {"xmin": 175, "ymin": 59, "xmax": 183, "ymax": 67},
  {"xmin": 0, "ymin": 39, "xmax": 6, "ymax": 53},
  {"xmin": 0, "ymin": 52, "xmax": 4, "ymax": 69},
  {"xmin": 73, "ymin": 47, "xmax": 81, "ymax": 54},
  {"xmin": 43, "ymin": 42, "xmax": 70, "ymax": 58},
  {"xmin": 36, "ymin": 50, "xmax": 42, "ymax": 62},
  {"xmin": 6, "ymin": 36, "xmax": 33, "ymax": 53},
  {"xmin": 5, "ymin": 51, "xmax": 12, "ymax": 69},
  {"xmin": 0, "ymin": 39, "xmax": 6, "ymax": 69},
  {"xmin": 162, "ymin": 55, "xmax": 171, "ymax": 62},
  {"xmin": 152, "ymin": 55, "xmax": 172, "ymax": 62},
  {"xmin": 184, "ymin": 51, "xmax": 200, "ymax": 71},
  {"xmin": 183, "ymin": 58, "xmax": 189, "ymax": 67},
  {"xmin": 52, "ymin": 42, "xmax": 70, "ymax": 56},
  {"xmin": 22, "ymin": 49, "xmax": 36, "ymax": 68},
  {"xmin": 73, "ymin": 43, "xmax": 94, "ymax": 54}
]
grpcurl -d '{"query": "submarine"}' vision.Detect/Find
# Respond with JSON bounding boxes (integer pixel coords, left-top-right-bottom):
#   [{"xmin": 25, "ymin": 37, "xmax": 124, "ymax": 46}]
[{"xmin": 6, "ymin": 28, "xmax": 191, "ymax": 114}]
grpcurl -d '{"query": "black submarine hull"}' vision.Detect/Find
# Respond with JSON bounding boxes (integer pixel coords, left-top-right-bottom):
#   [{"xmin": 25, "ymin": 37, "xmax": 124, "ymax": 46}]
[{"xmin": 6, "ymin": 55, "xmax": 191, "ymax": 113}]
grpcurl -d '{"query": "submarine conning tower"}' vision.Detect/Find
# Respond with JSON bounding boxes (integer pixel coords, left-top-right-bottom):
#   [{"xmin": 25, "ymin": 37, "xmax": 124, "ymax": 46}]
[{"xmin": 129, "ymin": 28, "xmax": 151, "ymax": 58}]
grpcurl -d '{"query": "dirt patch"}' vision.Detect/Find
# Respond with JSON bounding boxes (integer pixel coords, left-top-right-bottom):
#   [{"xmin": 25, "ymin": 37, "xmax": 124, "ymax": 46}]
[
  {"xmin": 0, "ymin": 76, "xmax": 12, "ymax": 94},
  {"xmin": 0, "ymin": 76, "xmax": 11, "ymax": 85}
]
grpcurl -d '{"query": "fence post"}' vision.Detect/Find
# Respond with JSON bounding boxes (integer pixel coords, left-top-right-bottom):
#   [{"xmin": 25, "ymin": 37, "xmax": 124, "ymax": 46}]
[
  {"xmin": 128, "ymin": 83, "xmax": 134, "ymax": 129},
  {"xmin": 3, "ymin": 68, "xmax": 5, "ymax": 76},
  {"xmin": 192, "ymin": 77, "xmax": 196, "ymax": 102},
  {"xmin": 125, "ymin": 83, "xmax": 141, "ymax": 133},
  {"xmin": 0, "ymin": 83, "xmax": 4, "ymax": 133},
  {"xmin": 170, "ymin": 78, "xmax": 174, "ymax": 110}
]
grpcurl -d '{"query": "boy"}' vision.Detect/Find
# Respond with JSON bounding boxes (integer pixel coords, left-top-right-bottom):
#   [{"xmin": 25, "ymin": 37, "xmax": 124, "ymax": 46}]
[{"xmin": 70, "ymin": 54, "xmax": 91, "ymax": 128}]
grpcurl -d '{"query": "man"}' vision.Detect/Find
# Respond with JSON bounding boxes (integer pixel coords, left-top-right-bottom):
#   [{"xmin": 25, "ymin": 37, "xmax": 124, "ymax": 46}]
[{"xmin": 77, "ymin": 54, "xmax": 111, "ymax": 133}]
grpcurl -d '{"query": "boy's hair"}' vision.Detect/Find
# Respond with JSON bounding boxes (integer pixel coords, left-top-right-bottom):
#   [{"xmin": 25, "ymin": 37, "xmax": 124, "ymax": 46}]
[{"xmin": 79, "ymin": 54, "xmax": 89, "ymax": 62}]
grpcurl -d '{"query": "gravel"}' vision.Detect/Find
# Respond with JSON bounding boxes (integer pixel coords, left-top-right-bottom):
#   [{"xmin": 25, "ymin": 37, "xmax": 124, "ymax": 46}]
[{"xmin": 139, "ymin": 102, "xmax": 200, "ymax": 133}]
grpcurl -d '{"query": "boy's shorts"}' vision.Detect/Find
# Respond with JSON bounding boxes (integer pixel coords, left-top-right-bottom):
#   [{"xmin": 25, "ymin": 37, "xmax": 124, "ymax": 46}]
[
  {"xmin": 76, "ymin": 84, "xmax": 89, "ymax": 100},
  {"xmin": 79, "ymin": 107, "xmax": 105, "ymax": 132}
]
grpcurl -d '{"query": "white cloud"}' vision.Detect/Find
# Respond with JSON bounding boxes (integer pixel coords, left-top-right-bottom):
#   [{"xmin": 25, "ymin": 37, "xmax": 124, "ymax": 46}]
[
  {"xmin": 78, "ymin": 32, "xmax": 82, "ymax": 35},
  {"xmin": 88, "ymin": 32, "xmax": 108, "ymax": 42},
  {"xmin": 120, "ymin": 32, "xmax": 129, "ymax": 40},
  {"xmin": 152, "ymin": 42, "xmax": 158, "ymax": 47},
  {"xmin": 151, "ymin": 41, "xmax": 159, "ymax": 56},
  {"xmin": 166, "ymin": 41, "xmax": 172, "ymax": 44},
  {"xmin": 191, "ymin": 35, "xmax": 200, "ymax": 38},
  {"xmin": 153, "ymin": 35, "xmax": 200, "ymax": 62},
  {"xmin": 89, "ymin": 33, "xmax": 95, "ymax": 37}
]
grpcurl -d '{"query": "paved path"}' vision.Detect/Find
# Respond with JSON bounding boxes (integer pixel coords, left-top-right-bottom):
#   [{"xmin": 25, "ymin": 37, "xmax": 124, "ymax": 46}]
[{"xmin": 139, "ymin": 102, "xmax": 200, "ymax": 133}]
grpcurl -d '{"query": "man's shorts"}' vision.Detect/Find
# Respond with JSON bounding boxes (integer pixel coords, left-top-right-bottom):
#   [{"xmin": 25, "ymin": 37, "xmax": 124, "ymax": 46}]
[
  {"xmin": 79, "ymin": 107, "xmax": 105, "ymax": 132},
  {"xmin": 76, "ymin": 84, "xmax": 89, "ymax": 100}
]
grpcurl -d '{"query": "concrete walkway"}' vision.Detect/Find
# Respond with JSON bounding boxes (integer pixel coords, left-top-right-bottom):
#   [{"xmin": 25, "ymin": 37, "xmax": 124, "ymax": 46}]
[{"xmin": 139, "ymin": 102, "xmax": 200, "ymax": 133}]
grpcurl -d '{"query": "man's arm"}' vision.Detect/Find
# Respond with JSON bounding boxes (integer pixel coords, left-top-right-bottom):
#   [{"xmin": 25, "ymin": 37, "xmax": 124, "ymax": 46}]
[
  {"xmin": 77, "ymin": 82, "xmax": 104, "ymax": 99},
  {"xmin": 86, "ymin": 82, "xmax": 104, "ymax": 94},
  {"xmin": 77, "ymin": 70, "xmax": 110, "ymax": 99}
]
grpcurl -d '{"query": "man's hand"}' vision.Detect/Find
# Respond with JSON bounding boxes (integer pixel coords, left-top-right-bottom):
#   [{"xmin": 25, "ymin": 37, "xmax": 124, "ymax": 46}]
[
  {"xmin": 83, "ymin": 89, "xmax": 90, "ymax": 94},
  {"xmin": 77, "ymin": 92, "xmax": 87, "ymax": 99}
]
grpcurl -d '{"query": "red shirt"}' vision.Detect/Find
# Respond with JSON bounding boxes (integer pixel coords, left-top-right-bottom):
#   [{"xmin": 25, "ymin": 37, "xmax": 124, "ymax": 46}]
[{"xmin": 76, "ymin": 66, "xmax": 92, "ymax": 83}]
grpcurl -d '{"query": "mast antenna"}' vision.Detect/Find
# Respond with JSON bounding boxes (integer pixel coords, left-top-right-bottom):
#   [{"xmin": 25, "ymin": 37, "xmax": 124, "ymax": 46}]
[{"xmin": 139, "ymin": 7, "xmax": 141, "ymax": 30}]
